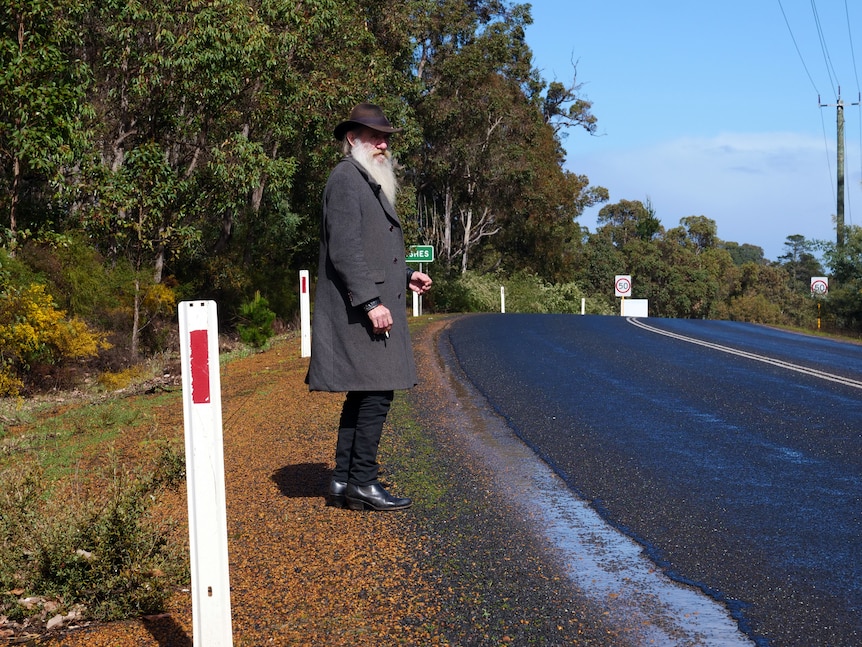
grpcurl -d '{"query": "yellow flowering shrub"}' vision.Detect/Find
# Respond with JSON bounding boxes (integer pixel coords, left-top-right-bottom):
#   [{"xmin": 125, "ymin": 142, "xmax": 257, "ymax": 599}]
[
  {"xmin": 0, "ymin": 369, "xmax": 24, "ymax": 397},
  {"xmin": 0, "ymin": 284, "xmax": 111, "ymax": 396},
  {"xmin": 97, "ymin": 364, "xmax": 149, "ymax": 392},
  {"xmin": 142, "ymin": 282, "xmax": 177, "ymax": 317}
]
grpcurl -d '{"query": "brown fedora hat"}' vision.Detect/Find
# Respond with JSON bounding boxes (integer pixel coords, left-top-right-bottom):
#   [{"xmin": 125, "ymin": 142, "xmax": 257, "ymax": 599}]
[{"xmin": 333, "ymin": 103, "xmax": 403, "ymax": 140}]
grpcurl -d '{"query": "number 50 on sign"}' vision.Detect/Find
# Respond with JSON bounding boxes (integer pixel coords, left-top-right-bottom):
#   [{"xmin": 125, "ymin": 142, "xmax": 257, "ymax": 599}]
[
  {"xmin": 811, "ymin": 277, "xmax": 828, "ymax": 296},
  {"xmin": 615, "ymin": 275, "xmax": 632, "ymax": 298}
]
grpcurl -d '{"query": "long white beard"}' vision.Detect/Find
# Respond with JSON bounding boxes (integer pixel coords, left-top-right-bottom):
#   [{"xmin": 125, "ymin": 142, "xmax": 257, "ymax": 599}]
[{"xmin": 350, "ymin": 140, "xmax": 398, "ymax": 207}]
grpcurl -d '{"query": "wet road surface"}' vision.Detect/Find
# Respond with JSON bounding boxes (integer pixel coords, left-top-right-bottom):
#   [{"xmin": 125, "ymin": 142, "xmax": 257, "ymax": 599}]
[{"xmin": 443, "ymin": 314, "xmax": 862, "ymax": 647}]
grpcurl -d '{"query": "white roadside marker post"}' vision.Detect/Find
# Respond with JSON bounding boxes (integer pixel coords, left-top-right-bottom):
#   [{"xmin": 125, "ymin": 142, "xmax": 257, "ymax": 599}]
[
  {"xmin": 178, "ymin": 300, "xmax": 234, "ymax": 647},
  {"xmin": 412, "ymin": 263, "xmax": 423, "ymax": 317},
  {"xmin": 300, "ymin": 270, "xmax": 311, "ymax": 358}
]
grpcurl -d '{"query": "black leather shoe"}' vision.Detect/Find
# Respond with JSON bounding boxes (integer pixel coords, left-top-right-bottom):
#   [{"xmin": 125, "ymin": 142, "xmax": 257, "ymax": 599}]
[
  {"xmin": 326, "ymin": 479, "xmax": 348, "ymax": 508},
  {"xmin": 345, "ymin": 482, "xmax": 412, "ymax": 511}
]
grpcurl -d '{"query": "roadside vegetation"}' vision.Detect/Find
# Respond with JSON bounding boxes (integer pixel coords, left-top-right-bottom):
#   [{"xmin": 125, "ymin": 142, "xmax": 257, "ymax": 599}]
[
  {"xmin": 1, "ymin": 0, "xmax": 861, "ymax": 631},
  {"xmin": 0, "ymin": 334, "xmax": 263, "ymax": 633},
  {"xmin": 0, "ymin": 384, "xmax": 188, "ymax": 631},
  {"xmin": 2, "ymin": 0, "xmax": 860, "ymax": 397}
]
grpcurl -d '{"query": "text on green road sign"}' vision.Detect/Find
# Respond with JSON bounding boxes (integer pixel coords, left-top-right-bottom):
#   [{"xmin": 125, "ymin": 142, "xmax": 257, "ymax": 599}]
[{"xmin": 406, "ymin": 245, "xmax": 434, "ymax": 263}]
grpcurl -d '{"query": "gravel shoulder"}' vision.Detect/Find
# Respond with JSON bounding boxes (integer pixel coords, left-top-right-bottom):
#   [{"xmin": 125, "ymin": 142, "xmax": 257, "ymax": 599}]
[{"xmin": 40, "ymin": 315, "xmax": 633, "ymax": 647}]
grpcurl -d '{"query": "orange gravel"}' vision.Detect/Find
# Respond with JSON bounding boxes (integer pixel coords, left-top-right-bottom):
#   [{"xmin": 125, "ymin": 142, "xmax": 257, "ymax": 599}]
[{"xmin": 39, "ymin": 316, "xmax": 630, "ymax": 647}]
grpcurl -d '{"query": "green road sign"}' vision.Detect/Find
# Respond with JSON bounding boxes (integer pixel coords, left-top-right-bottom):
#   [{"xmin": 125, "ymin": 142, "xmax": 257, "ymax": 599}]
[{"xmin": 406, "ymin": 245, "xmax": 434, "ymax": 263}]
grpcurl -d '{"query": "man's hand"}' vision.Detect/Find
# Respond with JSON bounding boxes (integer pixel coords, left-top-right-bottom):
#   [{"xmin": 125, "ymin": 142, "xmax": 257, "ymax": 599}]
[
  {"xmin": 367, "ymin": 304, "xmax": 393, "ymax": 335},
  {"xmin": 409, "ymin": 271, "xmax": 433, "ymax": 295}
]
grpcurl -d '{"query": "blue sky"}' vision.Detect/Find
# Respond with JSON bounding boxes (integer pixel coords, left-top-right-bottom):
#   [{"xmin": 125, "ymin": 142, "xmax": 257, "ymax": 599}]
[{"xmin": 525, "ymin": 1, "xmax": 862, "ymax": 260}]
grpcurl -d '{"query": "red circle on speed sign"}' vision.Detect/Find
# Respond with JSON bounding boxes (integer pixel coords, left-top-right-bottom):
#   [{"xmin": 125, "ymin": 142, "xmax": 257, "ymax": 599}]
[
  {"xmin": 811, "ymin": 279, "xmax": 828, "ymax": 296},
  {"xmin": 615, "ymin": 275, "xmax": 632, "ymax": 297}
]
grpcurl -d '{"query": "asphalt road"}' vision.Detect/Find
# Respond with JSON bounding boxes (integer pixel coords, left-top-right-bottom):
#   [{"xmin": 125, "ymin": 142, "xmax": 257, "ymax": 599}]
[{"xmin": 442, "ymin": 313, "xmax": 862, "ymax": 647}]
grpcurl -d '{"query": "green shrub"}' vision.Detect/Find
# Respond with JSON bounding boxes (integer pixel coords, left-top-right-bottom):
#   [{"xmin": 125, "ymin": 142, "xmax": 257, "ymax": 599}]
[
  {"xmin": 429, "ymin": 270, "xmax": 613, "ymax": 315},
  {"xmin": 237, "ymin": 291, "xmax": 276, "ymax": 348},
  {"xmin": 0, "ymin": 443, "xmax": 186, "ymax": 622},
  {"xmin": 725, "ymin": 293, "xmax": 784, "ymax": 324},
  {"xmin": 17, "ymin": 235, "xmax": 124, "ymax": 323}
]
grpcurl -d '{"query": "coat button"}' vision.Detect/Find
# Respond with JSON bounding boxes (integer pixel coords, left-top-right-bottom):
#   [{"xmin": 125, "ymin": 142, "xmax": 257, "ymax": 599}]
[{"xmin": 389, "ymin": 225, "xmax": 394, "ymax": 231}]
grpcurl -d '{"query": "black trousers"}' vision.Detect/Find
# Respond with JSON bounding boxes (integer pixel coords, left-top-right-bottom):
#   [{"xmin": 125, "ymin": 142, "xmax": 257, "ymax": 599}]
[{"xmin": 333, "ymin": 390, "xmax": 394, "ymax": 486}]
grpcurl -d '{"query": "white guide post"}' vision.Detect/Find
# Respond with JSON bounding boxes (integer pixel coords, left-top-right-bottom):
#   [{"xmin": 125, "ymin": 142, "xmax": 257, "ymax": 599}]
[
  {"xmin": 178, "ymin": 300, "xmax": 233, "ymax": 647},
  {"xmin": 500, "ymin": 286, "xmax": 506, "ymax": 313},
  {"xmin": 299, "ymin": 270, "xmax": 311, "ymax": 358},
  {"xmin": 412, "ymin": 262, "xmax": 422, "ymax": 317}
]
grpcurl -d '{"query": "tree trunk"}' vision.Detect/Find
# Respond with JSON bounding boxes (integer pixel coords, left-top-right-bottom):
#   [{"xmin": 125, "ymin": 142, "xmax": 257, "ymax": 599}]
[
  {"xmin": 154, "ymin": 226, "xmax": 165, "ymax": 284},
  {"xmin": 443, "ymin": 185, "xmax": 453, "ymax": 265},
  {"xmin": 131, "ymin": 277, "xmax": 141, "ymax": 359},
  {"xmin": 8, "ymin": 156, "xmax": 20, "ymax": 253},
  {"xmin": 461, "ymin": 206, "xmax": 472, "ymax": 274}
]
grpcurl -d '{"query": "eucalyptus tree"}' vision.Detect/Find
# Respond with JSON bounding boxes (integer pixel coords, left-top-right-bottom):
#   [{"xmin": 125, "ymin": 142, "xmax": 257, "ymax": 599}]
[
  {"xmin": 74, "ymin": 0, "xmax": 416, "ymax": 316},
  {"xmin": 411, "ymin": 0, "xmax": 602, "ymax": 276},
  {"xmin": 541, "ymin": 76, "xmax": 598, "ymax": 138},
  {"xmin": 594, "ymin": 198, "xmax": 661, "ymax": 248},
  {"xmin": 646, "ymin": 219, "xmax": 732, "ymax": 318},
  {"xmin": 716, "ymin": 261, "xmax": 793, "ymax": 325},
  {"xmin": 0, "ymin": 0, "xmax": 90, "ymax": 250},
  {"xmin": 574, "ymin": 225, "xmax": 625, "ymax": 309},
  {"xmin": 778, "ymin": 234, "xmax": 822, "ymax": 288},
  {"xmin": 721, "ymin": 241, "xmax": 766, "ymax": 266},
  {"xmin": 589, "ymin": 205, "xmax": 732, "ymax": 318},
  {"xmin": 820, "ymin": 225, "xmax": 862, "ymax": 331}
]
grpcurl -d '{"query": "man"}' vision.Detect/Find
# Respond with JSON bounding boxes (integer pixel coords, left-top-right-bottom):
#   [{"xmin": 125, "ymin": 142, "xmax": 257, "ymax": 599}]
[{"xmin": 306, "ymin": 103, "xmax": 432, "ymax": 512}]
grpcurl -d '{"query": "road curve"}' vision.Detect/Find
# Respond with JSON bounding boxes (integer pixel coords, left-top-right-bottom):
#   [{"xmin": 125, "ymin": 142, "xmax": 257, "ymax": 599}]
[{"xmin": 441, "ymin": 313, "xmax": 862, "ymax": 647}]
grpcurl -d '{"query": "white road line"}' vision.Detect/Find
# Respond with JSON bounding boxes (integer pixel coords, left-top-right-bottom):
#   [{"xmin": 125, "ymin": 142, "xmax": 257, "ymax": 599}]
[{"xmin": 627, "ymin": 317, "xmax": 862, "ymax": 391}]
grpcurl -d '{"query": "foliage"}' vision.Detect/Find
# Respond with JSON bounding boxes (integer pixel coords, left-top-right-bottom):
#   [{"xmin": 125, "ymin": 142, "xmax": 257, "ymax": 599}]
[
  {"xmin": 0, "ymin": 444, "xmax": 185, "ymax": 622},
  {"xmin": 779, "ymin": 234, "xmax": 823, "ymax": 289},
  {"xmin": 0, "ymin": 282, "xmax": 110, "ymax": 395},
  {"xmin": 411, "ymin": 1, "xmax": 604, "ymax": 275},
  {"xmin": 0, "ymin": 0, "xmax": 92, "ymax": 246},
  {"xmin": 429, "ymin": 269, "xmax": 612, "ymax": 315},
  {"xmin": 595, "ymin": 198, "xmax": 661, "ymax": 247},
  {"xmin": 819, "ymin": 225, "xmax": 862, "ymax": 331},
  {"xmin": 1, "ymin": 0, "xmax": 862, "ymax": 392},
  {"xmin": 97, "ymin": 364, "xmax": 150, "ymax": 392},
  {"xmin": 573, "ymin": 201, "xmax": 838, "ymax": 326},
  {"xmin": 237, "ymin": 290, "xmax": 276, "ymax": 348},
  {"xmin": 430, "ymin": 270, "xmax": 503, "ymax": 312},
  {"xmin": 723, "ymin": 292, "xmax": 785, "ymax": 324},
  {"xmin": 18, "ymin": 235, "xmax": 124, "ymax": 322},
  {"xmin": 721, "ymin": 241, "xmax": 767, "ymax": 266}
]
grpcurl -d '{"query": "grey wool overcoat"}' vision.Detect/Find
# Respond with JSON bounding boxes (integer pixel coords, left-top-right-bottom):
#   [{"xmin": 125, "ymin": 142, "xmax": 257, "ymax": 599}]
[{"xmin": 306, "ymin": 157, "xmax": 419, "ymax": 392}]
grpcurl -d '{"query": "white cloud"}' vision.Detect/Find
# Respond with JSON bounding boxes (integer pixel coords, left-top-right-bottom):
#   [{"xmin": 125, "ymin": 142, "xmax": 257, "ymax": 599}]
[{"xmin": 571, "ymin": 132, "xmax": 855, "ymax": 260}]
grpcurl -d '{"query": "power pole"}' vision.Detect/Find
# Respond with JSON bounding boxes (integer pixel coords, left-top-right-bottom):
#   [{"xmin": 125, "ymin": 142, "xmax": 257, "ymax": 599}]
[{"xmin": 820, "ymin": 89, "xmax": 861, "ymax": 250}]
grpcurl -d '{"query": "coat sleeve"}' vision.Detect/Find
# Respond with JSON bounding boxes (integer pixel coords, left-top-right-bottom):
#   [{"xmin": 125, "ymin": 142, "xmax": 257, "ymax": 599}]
[{"xmin": 322, "ymin": 162, "xmax": 380, "ymax": 307}]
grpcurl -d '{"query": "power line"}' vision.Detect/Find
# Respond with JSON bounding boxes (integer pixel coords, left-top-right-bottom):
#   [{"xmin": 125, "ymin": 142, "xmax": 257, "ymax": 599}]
[
  {"xmin": 844, "ymin": 0, "xmax": 860, "ymax": 227},
  {"xmin": 845, "ymin": 0, "xmax": 861, "ymax": 90},
  {"xmin": 777, "ymin": 0, "xmax": 820, "ymax": 94},
  {"xmin": 811, "ymin": 0, "xmax": 840, "ymax": 98},
  {"xmin": 778, "ymin": 0, "xmax": 861, "ymax": 236}
]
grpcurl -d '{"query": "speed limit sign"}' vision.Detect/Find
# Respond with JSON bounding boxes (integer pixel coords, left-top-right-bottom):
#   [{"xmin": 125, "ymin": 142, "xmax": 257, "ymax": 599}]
[
  {"xmin": 811, "ymin": 277, "xmax": 828, "ymax": 296},
  {"xmin": 615, "ymin": 275, "xmax": 632, "ymax": 298}
]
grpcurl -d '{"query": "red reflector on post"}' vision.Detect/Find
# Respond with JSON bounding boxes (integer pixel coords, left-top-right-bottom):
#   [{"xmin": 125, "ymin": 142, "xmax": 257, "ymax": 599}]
[{"xmin": 190, "ymin": 329, "xmax": 211, "ymax": 404}]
